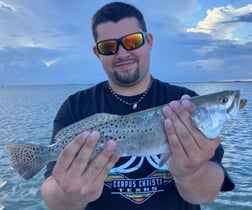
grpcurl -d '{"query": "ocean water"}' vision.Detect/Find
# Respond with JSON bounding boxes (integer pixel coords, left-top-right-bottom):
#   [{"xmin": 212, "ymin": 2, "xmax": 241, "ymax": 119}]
[{"xmin": 0, "ymin": 82, "xmax": 251, "ymax": 210}]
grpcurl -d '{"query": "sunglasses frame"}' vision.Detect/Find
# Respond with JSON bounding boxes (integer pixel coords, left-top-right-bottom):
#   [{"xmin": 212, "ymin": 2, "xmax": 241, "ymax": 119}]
[{"xmin": 96, "ymin": 32, "xmax": 147, "ymax": 56}]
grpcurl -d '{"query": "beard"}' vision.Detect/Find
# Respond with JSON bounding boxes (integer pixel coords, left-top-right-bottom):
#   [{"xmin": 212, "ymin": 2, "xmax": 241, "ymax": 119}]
[
  {"xmin": 114, "ymin": 68, "xmax": 140, "ymax": 85},
  {"xmin": 112, "ymin": 57, "xmax": 140, "ymax": 85}
]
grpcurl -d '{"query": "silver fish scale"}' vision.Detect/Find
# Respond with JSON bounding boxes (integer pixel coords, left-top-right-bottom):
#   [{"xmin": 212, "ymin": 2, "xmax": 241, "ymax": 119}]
[
  {"xmin": 54, "ymin": 113, "xmax": 120, "ymax": 143},
  {"xmin": 53, "ymin": 108, "xmax": 166, "ymax": 158},
  {"xmin": 93, "ymin": 108, "xmax": 167, "ymax": 157}
]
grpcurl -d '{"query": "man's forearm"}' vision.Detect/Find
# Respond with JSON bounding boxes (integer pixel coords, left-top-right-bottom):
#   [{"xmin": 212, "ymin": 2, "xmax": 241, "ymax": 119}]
[
  {"xmin": 42, "ymin": 176, "xmax": 87, "ymax": 210},
  {"xmin": 174, "ymin": 161, "xmax": 224, "ymax": 204}
]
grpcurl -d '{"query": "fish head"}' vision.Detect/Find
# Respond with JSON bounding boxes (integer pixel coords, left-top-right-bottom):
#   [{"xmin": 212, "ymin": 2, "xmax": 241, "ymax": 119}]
[
  {"xmin": 191, "ymin": 90, "xmax": 246, "ymax": 139},
  {"xmin": 224, "ymin": 90, "xmax": 247, "ymax": 117}
]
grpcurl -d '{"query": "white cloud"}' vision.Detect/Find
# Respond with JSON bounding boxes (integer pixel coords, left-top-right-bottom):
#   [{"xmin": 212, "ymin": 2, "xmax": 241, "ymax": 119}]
[
  {"xmin": 187, "ymin": 4, "xmax": 252, "ymax": 40},
  {"xmin": 9, "ymin": 60, "xmax": 25, "ymax": 67},
  {"xmin": 42, "ymin": 58, "xmax": 59, "ymax": 68},
  {"xmin": 132, "ymin": 0, "xmax": 201, "ymax": 36},
  {"xmin": 0, "ymin": 1, "xmax": 17, "ymax": 12},
  {"xmin": 0, "ymin": 1, "xmax": 78, "ymax": 51},
  {"xmin": 135, "ymin": 0, "xmax": 201, "ymax": 19},
  {"xmin": 0, "ymin": 63, "xmax": 4, "ymax": 72},
  {"xmin": 179, "ymin": 58, "xmax": 224, "ymax": 71},
  {"xmin": 16, "ymin": 37, "xmax": 48, "ymax": 49},
  {"xmin": 194, "ymin": 45, "xmax": 220, "ymax": 55}
]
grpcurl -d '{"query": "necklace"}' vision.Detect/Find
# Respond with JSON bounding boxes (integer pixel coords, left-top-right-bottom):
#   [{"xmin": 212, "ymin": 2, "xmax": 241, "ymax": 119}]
[{"xmin": 108, "ymin": 77, "xmax": 153, "ymax": 110}]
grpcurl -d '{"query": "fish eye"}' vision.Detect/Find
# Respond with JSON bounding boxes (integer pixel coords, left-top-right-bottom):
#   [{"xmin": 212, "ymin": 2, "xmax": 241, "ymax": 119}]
[{"xmin": 219, "ymin": 96, "xmax": 229, "ymax": 104}]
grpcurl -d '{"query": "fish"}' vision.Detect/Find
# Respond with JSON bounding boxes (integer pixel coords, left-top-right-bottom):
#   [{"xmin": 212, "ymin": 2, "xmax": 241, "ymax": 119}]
[{"xmin": 5, "ymin": 90, "xmax": 247, "ymax": 180}]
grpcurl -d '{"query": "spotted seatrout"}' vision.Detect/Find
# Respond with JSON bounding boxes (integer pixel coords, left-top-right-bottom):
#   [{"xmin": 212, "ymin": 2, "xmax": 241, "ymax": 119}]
[{"xmin": 5, "ymin": 90, "xmax": 247, "ymax": 179}]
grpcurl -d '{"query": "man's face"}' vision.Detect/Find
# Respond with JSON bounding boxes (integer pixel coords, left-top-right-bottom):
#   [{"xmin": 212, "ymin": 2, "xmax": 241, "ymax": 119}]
[{"xmin": 93, "ymin": 17, "xmax": 153, "ymax": 86}]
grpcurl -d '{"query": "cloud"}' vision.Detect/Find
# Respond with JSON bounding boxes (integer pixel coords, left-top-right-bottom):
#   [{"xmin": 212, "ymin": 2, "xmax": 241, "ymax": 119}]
[
  {"xmin": 151, "ymin": 27, "xmax": 252, "ymax": 82},
  {"xmin": 135, "ymin": 0, "xmax": 201, "ymax": 19},
  {"xmin": 132, "ymin": 0, "xmax": 201, "ymax": 36},
  {"xmin": 0, "ymin": 0, "xmax": 83, "ymax": 51},
  {"xmin": 187, "ymin": 4, "xmax": 252, "ymax": 40},
  {"xmin": 0, "ymin": 1, "xmax": 17, "ymax": 12},
  {"xmin": 179, "ymin": 58, "xmax": 224, "ymax": 72},
  {"xmin": 0, "ymin": 63, "xmax": 4, "ymax": 73},
  {"xmin": 223, "ymin": 12, "xmax": 252, "ymax": 23},
  {"xmin": 42, "ymin": 58, "xmax": 60, "ymax": 68}
]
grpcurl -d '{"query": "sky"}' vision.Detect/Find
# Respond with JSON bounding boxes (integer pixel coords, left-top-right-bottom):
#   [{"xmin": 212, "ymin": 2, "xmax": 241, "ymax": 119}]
[{"xmin": 0, "ymin": 0, "xmax": 251, "ymax": 85}]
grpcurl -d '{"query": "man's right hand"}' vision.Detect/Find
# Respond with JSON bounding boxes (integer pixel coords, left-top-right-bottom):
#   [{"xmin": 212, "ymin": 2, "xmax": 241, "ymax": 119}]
[{"xmin": 42, "ymin": 131, "xmax": 120, "ymax": 210}]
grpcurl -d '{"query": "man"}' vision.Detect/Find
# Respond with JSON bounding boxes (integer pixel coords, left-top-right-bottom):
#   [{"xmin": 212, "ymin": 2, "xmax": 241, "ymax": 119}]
[{"xmin": 42, "ymin": 2, "xmax": 234, "ymax": 210}]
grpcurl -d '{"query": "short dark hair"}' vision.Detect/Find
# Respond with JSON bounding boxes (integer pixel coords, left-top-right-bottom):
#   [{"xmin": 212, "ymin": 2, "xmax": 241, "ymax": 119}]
[{"xmin": 92, "ymin": 2, "xmax": 147, "ymax": 41}]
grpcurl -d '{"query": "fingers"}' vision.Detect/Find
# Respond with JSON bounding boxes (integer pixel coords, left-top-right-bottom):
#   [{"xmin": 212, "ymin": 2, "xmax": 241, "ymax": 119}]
[
  {"xmin": 163, "ymin": 117, "xmax": 187, "ymax": 159},
  {"xmin": 162, "ymin": 99, "xmax": 222, "ymax": 180},
  {"xmin": 68, "ymin": 131, "xmax": 101, "ymax": 177},
  {"xmin": 52, "ymin": 130, "xmax": 120, "ymax": 193},
  {"xmin": 163, "ymin": 102, "xmax": 197, "ymax": 159},
  {"xmin": 181, "ymin": 94, "xmax": 190, "ymax": 99},
  {"xmin": 52, "ymin": 131, "xmax": 96, "ymax": 177},
  {"xmin": 78, "ymin": 140, "xmax": 120, "ymax": 196},
  {"xmin": 84, "ymin": 140, "xmax": 119, "ymax": 180},
  {"xmin": 180, "ymin": 100, "xmax": 220, "ymax": 154},
  {"xmin": 163, "ymin": 99, "xmax": 219, "ymax": 161}
]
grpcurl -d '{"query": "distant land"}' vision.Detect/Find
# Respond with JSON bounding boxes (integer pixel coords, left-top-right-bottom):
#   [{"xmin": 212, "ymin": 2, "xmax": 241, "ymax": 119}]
[
  {"xmin": 1, "ymin": 79, "xmax": 252, "ymax": 87},
  {"xmin": 172, "ymin": 79, "xmax": 252, "ymax": 84},
  {"xmin": 212, "ymin": 79, "xmax": 252, "ymax": 83}
]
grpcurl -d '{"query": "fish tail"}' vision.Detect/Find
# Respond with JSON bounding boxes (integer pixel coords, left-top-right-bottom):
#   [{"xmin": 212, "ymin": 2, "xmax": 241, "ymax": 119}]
[{"xmin": 5, "ymin": 143, "xmax": 50, "ymax": 179}]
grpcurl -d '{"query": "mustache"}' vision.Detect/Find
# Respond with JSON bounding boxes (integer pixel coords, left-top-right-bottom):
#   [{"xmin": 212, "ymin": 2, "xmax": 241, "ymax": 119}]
[{"xmin": 112, "ymin": 57, "xmax": 138, "ymax": 67}]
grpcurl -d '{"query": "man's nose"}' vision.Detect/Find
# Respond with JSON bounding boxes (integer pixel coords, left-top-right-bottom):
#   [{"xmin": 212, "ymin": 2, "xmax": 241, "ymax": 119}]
[{"xmin": 116, "ymin": 44, "xmax": 130, "ymax": 56}]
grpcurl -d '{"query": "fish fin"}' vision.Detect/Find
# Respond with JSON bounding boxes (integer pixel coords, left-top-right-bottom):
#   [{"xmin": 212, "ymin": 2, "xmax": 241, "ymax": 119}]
[
  {"xmin": 159, "ymin": 151, "xmax": 172, "ymax": 167},
  {"xmin": 5, "ymin": 143, "xmax": 49, "ymax": 179}
]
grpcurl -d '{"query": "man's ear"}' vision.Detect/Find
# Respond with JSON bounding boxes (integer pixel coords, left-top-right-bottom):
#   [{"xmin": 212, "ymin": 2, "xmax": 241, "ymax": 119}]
[
  {"xmin": 146, "ymin": 33, "xmax": 153, "ymax": 50},
  {"xmin": 93, "ymin": 46, "xmax": 101, "ymax": 59}
]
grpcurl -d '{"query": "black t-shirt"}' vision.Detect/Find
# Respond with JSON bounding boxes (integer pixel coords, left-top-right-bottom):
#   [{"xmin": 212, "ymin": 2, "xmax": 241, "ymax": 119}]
[{"xmin": 45, "ymin": 78, "xmax": 234, "ymax": 210}]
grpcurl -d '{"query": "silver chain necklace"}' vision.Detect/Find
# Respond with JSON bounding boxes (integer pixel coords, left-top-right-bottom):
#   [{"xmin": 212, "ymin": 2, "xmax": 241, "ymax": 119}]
[{"xmin": 108, "ymin": 77, "xmax": 153, "ymax": 110}]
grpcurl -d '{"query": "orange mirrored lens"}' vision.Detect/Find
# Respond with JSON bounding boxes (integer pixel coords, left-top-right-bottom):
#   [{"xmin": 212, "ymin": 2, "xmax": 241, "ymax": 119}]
[
  {"xmin": 97, "ymin": 40, "xmax": 117, "ymax": 55},
  {"xmin": 122, "ymin": 33, "xmax": 144, "ymax": 50}
]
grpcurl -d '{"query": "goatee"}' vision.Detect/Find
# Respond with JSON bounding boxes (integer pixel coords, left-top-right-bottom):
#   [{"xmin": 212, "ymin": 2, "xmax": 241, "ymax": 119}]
[{"xmin": 114, "ymin": 70, "xmax": 140, "ymax": 85}]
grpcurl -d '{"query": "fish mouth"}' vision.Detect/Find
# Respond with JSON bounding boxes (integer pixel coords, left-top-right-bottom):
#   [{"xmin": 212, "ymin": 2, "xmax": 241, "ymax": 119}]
[
  {"xmin": 227, "ymin": 90, "xmax": 247, "ymax": 116},
  {"xmin": 239, "ymin": 98, "xmax": 247, "ymax": 111}
]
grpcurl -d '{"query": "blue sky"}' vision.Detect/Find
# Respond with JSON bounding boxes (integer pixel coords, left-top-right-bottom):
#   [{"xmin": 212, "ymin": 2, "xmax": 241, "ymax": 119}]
[{"xmin": 0, "ymin": 0, "xmax": 251, "ymax": 85}]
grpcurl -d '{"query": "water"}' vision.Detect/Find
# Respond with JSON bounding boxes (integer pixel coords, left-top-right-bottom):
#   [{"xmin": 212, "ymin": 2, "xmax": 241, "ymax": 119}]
[{"xmin": 0, "ymin": 82, "xmax": 251, "ymax": 210}]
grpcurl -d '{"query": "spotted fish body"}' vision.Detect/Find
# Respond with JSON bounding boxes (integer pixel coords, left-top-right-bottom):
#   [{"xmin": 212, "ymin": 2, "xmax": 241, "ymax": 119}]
[{"xmin": 6, "ymin": 90, "xmax": 246, "ymax": 179}]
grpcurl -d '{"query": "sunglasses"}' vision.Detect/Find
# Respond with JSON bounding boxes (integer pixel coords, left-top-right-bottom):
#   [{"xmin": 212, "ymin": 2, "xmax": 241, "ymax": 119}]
[{"xmin": 96, "ymin": 32, "xmax": 147, "ymax": 56}]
